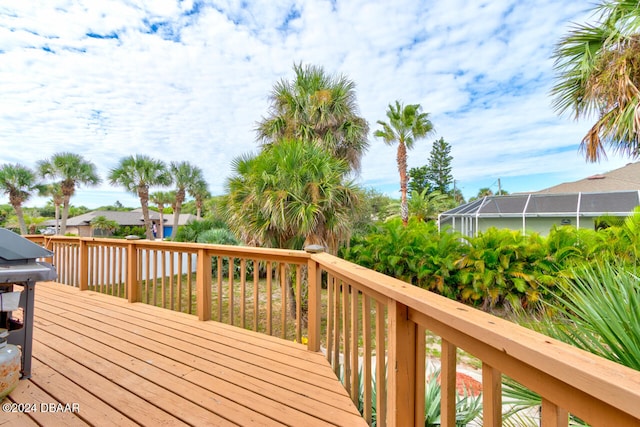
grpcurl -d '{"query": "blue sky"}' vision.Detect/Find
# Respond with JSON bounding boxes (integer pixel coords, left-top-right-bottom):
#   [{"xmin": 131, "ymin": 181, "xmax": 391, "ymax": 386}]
[{"xmin": 0, "ymin": 0, "xmax": 632, "ymax": 209}]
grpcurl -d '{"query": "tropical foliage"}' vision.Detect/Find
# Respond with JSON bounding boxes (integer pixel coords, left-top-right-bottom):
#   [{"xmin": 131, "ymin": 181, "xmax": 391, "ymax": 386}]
[
  {"xmin": 108, "ymin": 155, "xmax": 172, "ymax": 240},
  {"xmin": 552, "ymin": 0, "xmax": 640, "ymax": 161},
  {"xmin": 37, "ymin": 152, "xmax": 100, "ymax": 235},
  {"xmin": 256, "ymin": 63, "xmax": 369, "ymax": 173},
  {"xmin": 169, "ymin": 161, "xmax": 207, "ymax": 239},
  {"xmin": 343, "ymin": 215, "xmax": 640, "ymax": 312},
  {"xmin": 0, "ymin": 163, "xmax": 42, "ymax": 234},
  {"xmin": 223, "ymin": 139, "xmax": 360, "ymax": 253}
]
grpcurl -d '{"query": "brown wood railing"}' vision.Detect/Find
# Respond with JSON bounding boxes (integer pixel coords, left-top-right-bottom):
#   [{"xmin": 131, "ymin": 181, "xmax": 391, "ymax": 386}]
[{"xmin": 27, "ymin": 235, "xmax": 640, "ymax": 426}]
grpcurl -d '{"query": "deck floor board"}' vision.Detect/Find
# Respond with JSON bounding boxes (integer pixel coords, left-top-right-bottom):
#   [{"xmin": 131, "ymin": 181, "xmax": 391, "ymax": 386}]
[{"xmin": 2, "ymin": 282, "xmax": 366, "ymax": 426}]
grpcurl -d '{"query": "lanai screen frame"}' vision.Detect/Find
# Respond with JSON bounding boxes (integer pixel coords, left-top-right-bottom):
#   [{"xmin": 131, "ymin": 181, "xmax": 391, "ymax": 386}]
[{"xmin": 438, "ymin": 190, "xmax": 640, "ymax": 236}]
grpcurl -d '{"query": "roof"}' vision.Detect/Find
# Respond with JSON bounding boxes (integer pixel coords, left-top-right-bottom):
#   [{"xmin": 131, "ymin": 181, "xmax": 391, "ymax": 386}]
[
  {"xmin": 43, "ymin": 210, "xmax": 160, "ymax": 227},
  {"xmin": 536, "ymin": 162, "xmax": 640, "ymax": 193},
  {"xmin": 440, "ymin": 190, "xmax": 640, "ymax": 219}
]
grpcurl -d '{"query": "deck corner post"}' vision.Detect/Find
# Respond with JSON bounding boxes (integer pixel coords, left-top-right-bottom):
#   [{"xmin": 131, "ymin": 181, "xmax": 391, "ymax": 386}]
[
  {"xmin": 78, "ymin": 238, "xmax": 89, "ymax": 291},
  {"xmin": 196, "ymin": 248, "xmax": 212, "ymax": 321},
  {"xmin": 126, "ymin": 242, "xmax": 139, "ymax": 303},
  {"xmin": 388, "ymin": 300, "xmax": 417, "ymax": 427},
  {"xmin": 305, "ymin": 246, "xmax": 323, "ymax": 352}
]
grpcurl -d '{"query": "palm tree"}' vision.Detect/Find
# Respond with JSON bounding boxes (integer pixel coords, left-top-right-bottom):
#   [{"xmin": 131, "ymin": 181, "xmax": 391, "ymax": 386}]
[
  {"xmin": 169, "ymin": 161, "xmax": 206, "ymax": 239},
  {"xmin": 0, "ymin": 164, "xmax": 42, "ymax": 234},
  {"xmin": 90, "ymin": 215, "xmax": 119, "ymax": 237},
  {"xmin": 190, "ymin": 180, "xmax": 210, "ymax": 219},
  {"xmin": 551, "ymin": 0, "xmax": 640, "ymax": 161},
  {"xmin": 108, "ymin": 155, "xmax": 172, "ymax": 240},
  {"xmin": 38, "ymin": 152, "xmax": 101, "ymax": 235},
  {"xmin": 39, "ymin": 182, "xmax": 64, "ymax": 234},
  {"xmin": 256, "ymin": 63, "xmax": 370, "ymax": 173},
  {"xmin": 149, "ymin": 191, "xmax": 174, "ymax": 240},
  {"xmin": 223, "ymin": 138, "xmax": 360, "ymax": 253},
  {"xmin": 374, "ymin": 101, "xmax": 435, "ymax": 226}
]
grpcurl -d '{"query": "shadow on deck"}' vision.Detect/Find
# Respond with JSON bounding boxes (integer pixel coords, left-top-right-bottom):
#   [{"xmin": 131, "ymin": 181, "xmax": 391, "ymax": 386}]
[{"xmin": 1, "ymin": 282, "xmax": 365, "ymax": 426}]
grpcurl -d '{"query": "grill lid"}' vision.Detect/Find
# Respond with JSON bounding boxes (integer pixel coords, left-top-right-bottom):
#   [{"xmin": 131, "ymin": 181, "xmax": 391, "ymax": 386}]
[{"xmin": 0, "ymin": 229, "xmax": 53, "ymax": 263}]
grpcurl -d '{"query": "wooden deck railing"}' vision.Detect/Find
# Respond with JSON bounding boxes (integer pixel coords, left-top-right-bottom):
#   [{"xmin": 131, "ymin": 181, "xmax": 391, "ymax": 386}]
[{"xmin": 27, "ymin": 235, "xmax": 640, "ymax": 426}]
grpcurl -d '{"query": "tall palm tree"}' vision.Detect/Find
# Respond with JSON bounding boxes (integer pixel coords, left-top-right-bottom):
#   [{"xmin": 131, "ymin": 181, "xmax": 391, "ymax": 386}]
[
  {"xmin": 256, "ymin": 63, "xmax": 370, "ymax": 173},
  {"xmin": 38, "ymin": 152, "xmax": 101, "ymax": 235},
  {"xmin": 374, "ymin": 101, "xmax": 435, "ymax": 226},
  {"xmin": 150, "ymin": 190, "xmax": 174, "ymax": 240},
  {"xmin": 0, "ymin": 164, "xmax": 42, "ymax": 234},
  {"xmin": 223, "ymin": 138, "xmax": 360, "ymax": 253},
  {"xmin": 169, "ymin": 161, "xmax": 206, "ymax": 239},
  {"xmin": 39, "ymin": 182, "xmax": 64, "ymax": 234},
  {"xmin": 108, "ymin": 155, "xmax": 172, "ymax": 240},
  {"xmin": 551, "ymin": 0, "xmax": 640, "ymax": 161}
]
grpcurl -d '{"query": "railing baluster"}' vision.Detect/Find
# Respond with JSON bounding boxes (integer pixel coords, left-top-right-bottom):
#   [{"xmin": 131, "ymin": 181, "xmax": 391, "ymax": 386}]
[
  {"xmin": 342, "ymin": 281, "xmax": 351, "ymax": 393},
  {"xmin": 177, "ymin": 251, "xmax": 183, "ymax": 312},
  {"xmin": 362, "ymin": 294, "xmax": 372, "ymax": 425},
  {"xmin": 186, "ymin": 253, "xmax": 193, "ymax": 315},
  {"xmin": 326, "ymin": 273, "xmax": 334, "ymax": 363},
  {"xmin": 350, "ymin": 286, "xmax": 358, "ymax": 404},
  {"xmin": 266, "ymin": 261, "xmax": 272, "ymax": 336},
  {"xmin": 169, "ymin": 250, "xmax": 175, "ymax": 310},
  {"xmin": 440, "ymin": 339, "xmax": 457, "ymax": 427},
  {"xmin": 295, "ymin": 264, "xmax": 301, "ymax": 344},
  {"xmin": 240, "ymin": 259, "xmax": 246, "ymax": 328},
  {"xmin": 332, "ymin": 276, "xmax": 340, "ymax": 377},
  {"xmin": 482, "ymin": 363, "xmax": 502, "ymax": 427},
  {"xmin": 375, "ymin": 300, "xmax": 387, "ymax": 427},
  {"xmin": 541, "ymin": 398, "xmax": 569, "ymax": 427},
  {"xmin": 161, "ymin": 250, "xmax": 167, "ymax": 308},
  {"xmin": 228, "ymin": 257, "xmax": 235, "ymax": 325},
  {"xmin": 216, "ymin": 256, "xmax": 222, "ymax": 322},
  {"xmin": 253, "ymin": 260, "xmax": 259, "ymax": 332},
  {"xmin": 280, "ymin": 263, "xmax": 286, "ymax": 339}
]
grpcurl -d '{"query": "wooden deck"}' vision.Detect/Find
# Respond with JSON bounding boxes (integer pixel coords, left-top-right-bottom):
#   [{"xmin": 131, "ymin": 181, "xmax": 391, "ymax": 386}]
[{"xmin": 1, "ymin": 282, "xmax": 366, "ymax": 426}]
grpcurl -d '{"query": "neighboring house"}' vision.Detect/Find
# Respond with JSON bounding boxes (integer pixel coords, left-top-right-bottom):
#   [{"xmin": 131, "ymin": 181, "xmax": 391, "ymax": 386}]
[
  {"xmin": 439, "ymin": 162, "xmax": 640, "ymax": 237},
  {"xmin": 43, "ymin": 210, "xmax": 162, "ymax": 237},
  {"xmin": 43, "ymin": 209, "xmax": 199, "ymax": 238}
]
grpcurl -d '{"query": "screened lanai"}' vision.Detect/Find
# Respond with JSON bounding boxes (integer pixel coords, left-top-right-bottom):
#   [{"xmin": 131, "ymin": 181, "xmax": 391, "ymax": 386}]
[{"xmin": 438, "ymin": 190, "xmax": 640, "ymax": 237}]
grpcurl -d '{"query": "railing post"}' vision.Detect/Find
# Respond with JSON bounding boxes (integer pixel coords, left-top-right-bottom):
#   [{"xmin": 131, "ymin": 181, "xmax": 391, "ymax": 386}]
[
  {"xmin": 388, "ymin": 300, "xmax": 417, "ymax": 427},
  {"xmin": 196, "ymin": 248, "xmax": 211, "ymax": 321},
  {"xmin": 78, "ymin": 239, "xmax": 89, "ymax": 291},
  {"xmin": 305, "ymin": 245, "xmax": 323, "ymax": 352},
  {"xmin": 126, "ymin": 242, "xmax": 139, "ymax": 303}
]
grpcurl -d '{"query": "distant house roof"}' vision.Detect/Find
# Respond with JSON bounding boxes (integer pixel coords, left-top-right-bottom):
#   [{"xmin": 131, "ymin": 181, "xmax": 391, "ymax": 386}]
[
  {"xmin": 43, "ymin": 210, "xmax": 200, "ymax": 228},
  {"xmin": 535, "ymin": 162, "xmax": 640, "ymax": 193},
  {"xmin": 163, "ymin": 213, "xmax": 198, "ymax": 226},
  {"xmin": 43, "ymin": 210, "xmax": 161, "ymax": 227}
]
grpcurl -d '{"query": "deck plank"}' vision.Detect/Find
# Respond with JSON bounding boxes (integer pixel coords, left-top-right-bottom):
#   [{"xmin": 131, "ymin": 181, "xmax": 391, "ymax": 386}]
[{"xmin": 6, "ymin": 282, "xmax": 366, "ymax": 426}]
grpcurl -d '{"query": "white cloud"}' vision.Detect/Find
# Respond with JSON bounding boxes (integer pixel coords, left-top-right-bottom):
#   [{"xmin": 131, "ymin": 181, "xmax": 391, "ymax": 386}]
[{"xmin": 0, "ymin": 0, "xmax": 629, "ymax": 208}]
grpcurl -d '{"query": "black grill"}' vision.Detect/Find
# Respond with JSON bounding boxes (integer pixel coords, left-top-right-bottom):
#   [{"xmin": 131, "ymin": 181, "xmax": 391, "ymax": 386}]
[{"xmin": 0, "ymin": 228, "xmax": 56, "ymax": 378}]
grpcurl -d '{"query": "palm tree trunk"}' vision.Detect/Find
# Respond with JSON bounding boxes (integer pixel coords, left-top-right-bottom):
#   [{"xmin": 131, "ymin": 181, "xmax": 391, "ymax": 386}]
[
  {"xmin": 138, "ymin": 187, "xmax": 154, "ymax": 240},
  {"xmin": 13, "ymin": 203, "xmax": 27, "ymax": 235},
  {"xmin": 172, "ymin": 189, "xmax": 185, "ymax": 239},
  {"xmin": 54, "ymin": 204, "xmax": 60, "ymax": 235},
  {"xmin": 60, "ymin": 197, "xmax": 70, "ymax": 235},
  {"xmin": 398, "ymin": 143, "xmax": 409, "ymax": 226}
]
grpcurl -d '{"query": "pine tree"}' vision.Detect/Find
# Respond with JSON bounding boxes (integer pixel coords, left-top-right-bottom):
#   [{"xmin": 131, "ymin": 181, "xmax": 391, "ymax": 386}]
[{"xmin": 426, "ymin": 137, "xmax": 453, "ymax": 194}]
